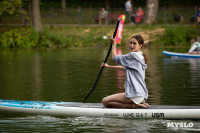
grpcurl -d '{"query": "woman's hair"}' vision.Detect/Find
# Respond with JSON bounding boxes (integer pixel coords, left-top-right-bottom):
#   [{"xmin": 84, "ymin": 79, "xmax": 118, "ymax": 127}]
[{"xmin": 131, "ymin": 35, "xmax": 147, "ymax": 64}]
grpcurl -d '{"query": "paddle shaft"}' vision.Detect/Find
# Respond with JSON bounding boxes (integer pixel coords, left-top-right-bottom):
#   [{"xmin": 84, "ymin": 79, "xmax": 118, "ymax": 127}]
[{"xmin": 83, "ymin": 19, "xmax": 121, "ymax": 102}]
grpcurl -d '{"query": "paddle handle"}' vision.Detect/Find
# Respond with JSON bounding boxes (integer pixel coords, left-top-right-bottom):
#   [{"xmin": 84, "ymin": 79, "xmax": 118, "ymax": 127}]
[{"xmin": 83, "ymin": 18, "xmax": 121, "ymax": 103}]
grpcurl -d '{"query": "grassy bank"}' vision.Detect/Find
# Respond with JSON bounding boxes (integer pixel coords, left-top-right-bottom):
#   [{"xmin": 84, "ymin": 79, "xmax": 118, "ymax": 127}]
[{"xmin": 0, "ymin": 25, "xmax": 199, "ymax": 48}]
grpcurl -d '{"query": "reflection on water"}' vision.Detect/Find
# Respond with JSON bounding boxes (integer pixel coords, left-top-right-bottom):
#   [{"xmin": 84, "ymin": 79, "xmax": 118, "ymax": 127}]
[
  {"xmin": 115, "ymin": 48, "xmax": 125, "ymax": 93},
  {"xmin": 162, "ymin": 57, "xmax": 200, "ymax": 105},
  {"xmin": 0, "ymin": 48, "xmax": 200, "ymax": 132},
  {"xmin": 145, "ymin": 48, "xmax": 163, "ymax": 105},
  {"xmin": 115, "ymin": 69, "xmax": 125, "ymax": 92},
  {"xmin": 1, "ymin": 116, "xmax": 200, "ymax": 132}
]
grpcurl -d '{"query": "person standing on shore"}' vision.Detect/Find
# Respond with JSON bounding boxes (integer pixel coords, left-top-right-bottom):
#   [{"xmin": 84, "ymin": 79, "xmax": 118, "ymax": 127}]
[
  {"xmin": 196, "ymin": 7, "xmax": 200, "ymax": 24},
  {"xmin": 125, "ymin": 0, "xmax": 133, "ymax": 23}
]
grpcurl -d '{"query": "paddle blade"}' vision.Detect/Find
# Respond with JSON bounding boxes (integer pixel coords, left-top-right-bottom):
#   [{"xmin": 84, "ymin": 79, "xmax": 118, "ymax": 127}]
[{"xmin": 116, "ymin": 14, "xmax": 125, "ymax": 44}]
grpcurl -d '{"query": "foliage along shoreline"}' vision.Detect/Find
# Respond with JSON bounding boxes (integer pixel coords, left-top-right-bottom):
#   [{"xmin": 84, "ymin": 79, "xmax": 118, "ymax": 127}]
[{"xmin": 0, "ymin": 25, "xmax": 199, "ymax": 49}]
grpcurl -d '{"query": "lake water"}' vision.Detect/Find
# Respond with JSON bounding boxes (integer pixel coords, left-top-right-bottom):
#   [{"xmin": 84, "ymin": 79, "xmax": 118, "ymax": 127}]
[{"xmin": 0, "ymin": 47, "xmax": 200, "ymax": 132}]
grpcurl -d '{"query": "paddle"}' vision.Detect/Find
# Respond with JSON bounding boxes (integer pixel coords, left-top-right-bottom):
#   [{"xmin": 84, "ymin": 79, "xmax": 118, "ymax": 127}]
[{"xmin": 83, "ymin": 18, "xmax": 122, "ymax": 102}]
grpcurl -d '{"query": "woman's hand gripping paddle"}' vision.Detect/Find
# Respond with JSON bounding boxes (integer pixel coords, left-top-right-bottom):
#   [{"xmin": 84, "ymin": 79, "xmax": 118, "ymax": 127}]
[{"xmin": 83, "ymin": 18, "xmax": 122, "ymax": 102}]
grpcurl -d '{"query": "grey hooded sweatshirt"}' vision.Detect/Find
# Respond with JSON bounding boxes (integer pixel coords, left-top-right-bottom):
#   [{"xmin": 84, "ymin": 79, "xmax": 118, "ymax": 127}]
[{"xmin": 113, "ymin": 51, "xmax": 148, "ymax": 100}]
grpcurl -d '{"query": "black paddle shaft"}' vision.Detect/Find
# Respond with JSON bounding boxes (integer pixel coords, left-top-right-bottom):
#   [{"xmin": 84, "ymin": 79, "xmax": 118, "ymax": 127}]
[{"xmin": 83, "ymin": 18, "xmax": 122, "ymax": 102}]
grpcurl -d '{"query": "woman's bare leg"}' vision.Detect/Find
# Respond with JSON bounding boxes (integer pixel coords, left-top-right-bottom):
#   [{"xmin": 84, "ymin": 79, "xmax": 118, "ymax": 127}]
[
  {"xmin": 102, "ymin": 93, "xmax": 135, "ymax": 108},
  {"xmin": 102, "ymin": 93, "xmax": 150, "ymax": 108}
]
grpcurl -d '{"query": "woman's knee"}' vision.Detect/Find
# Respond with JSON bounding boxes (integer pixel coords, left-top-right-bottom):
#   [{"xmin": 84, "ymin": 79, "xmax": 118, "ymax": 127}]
[{"xmin": 102, "ymin": 97, "xmax": 109, "ymax": 107}]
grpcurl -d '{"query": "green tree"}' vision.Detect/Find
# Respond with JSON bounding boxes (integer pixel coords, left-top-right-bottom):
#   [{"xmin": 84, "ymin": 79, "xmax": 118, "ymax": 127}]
[{"xmin": 0, "ymin": 0, "xmax": 22, "ymax": 15}]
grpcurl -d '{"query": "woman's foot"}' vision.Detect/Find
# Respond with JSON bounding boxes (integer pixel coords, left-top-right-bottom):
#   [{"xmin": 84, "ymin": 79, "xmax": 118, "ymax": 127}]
[
  {"xmin": 132, "ymin": 102, "xmax": 150, "ymax": 108},
  {"xmin": 137, "ymin": 103, "xmax": 149, "ymax": 108},
  {"xmin": 144, "ymin": 103, "xmax": 150, "ymax": 107}
]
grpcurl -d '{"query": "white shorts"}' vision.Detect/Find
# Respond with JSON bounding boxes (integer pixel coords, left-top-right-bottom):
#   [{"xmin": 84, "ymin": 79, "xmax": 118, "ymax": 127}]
[{"xmin": 130, "ymin": 96, "xmax": 144, "ymax": 104}]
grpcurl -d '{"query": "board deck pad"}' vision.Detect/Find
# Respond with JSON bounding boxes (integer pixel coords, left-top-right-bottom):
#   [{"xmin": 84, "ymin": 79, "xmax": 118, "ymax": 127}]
[
  {"xmin": 1, "ymin": 99, "xmax": 200, "ymax": 109},
  {"xmin": 57, "ymin": 103, "xmax": 200, "ymax": 109},
  {"xmin": 57, "ymin": 103, "xmax": 104, "ymax": 108}
]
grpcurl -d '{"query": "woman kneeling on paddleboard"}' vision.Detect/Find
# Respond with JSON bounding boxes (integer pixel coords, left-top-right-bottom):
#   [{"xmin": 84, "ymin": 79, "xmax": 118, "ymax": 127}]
[{"xmin": 102, "ymin": 35, "xmax": 149, "ymax": 108}]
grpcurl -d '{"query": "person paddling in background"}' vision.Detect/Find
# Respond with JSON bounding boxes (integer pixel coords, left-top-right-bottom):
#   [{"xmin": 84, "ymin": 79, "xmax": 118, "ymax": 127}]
[
  {"xmin": 188, "ymin": 38, "xmax": 200, "ymax": 54},
  {"xmin": 101, "ymin": 35, "xmax": 149, "ymax": 108}
]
